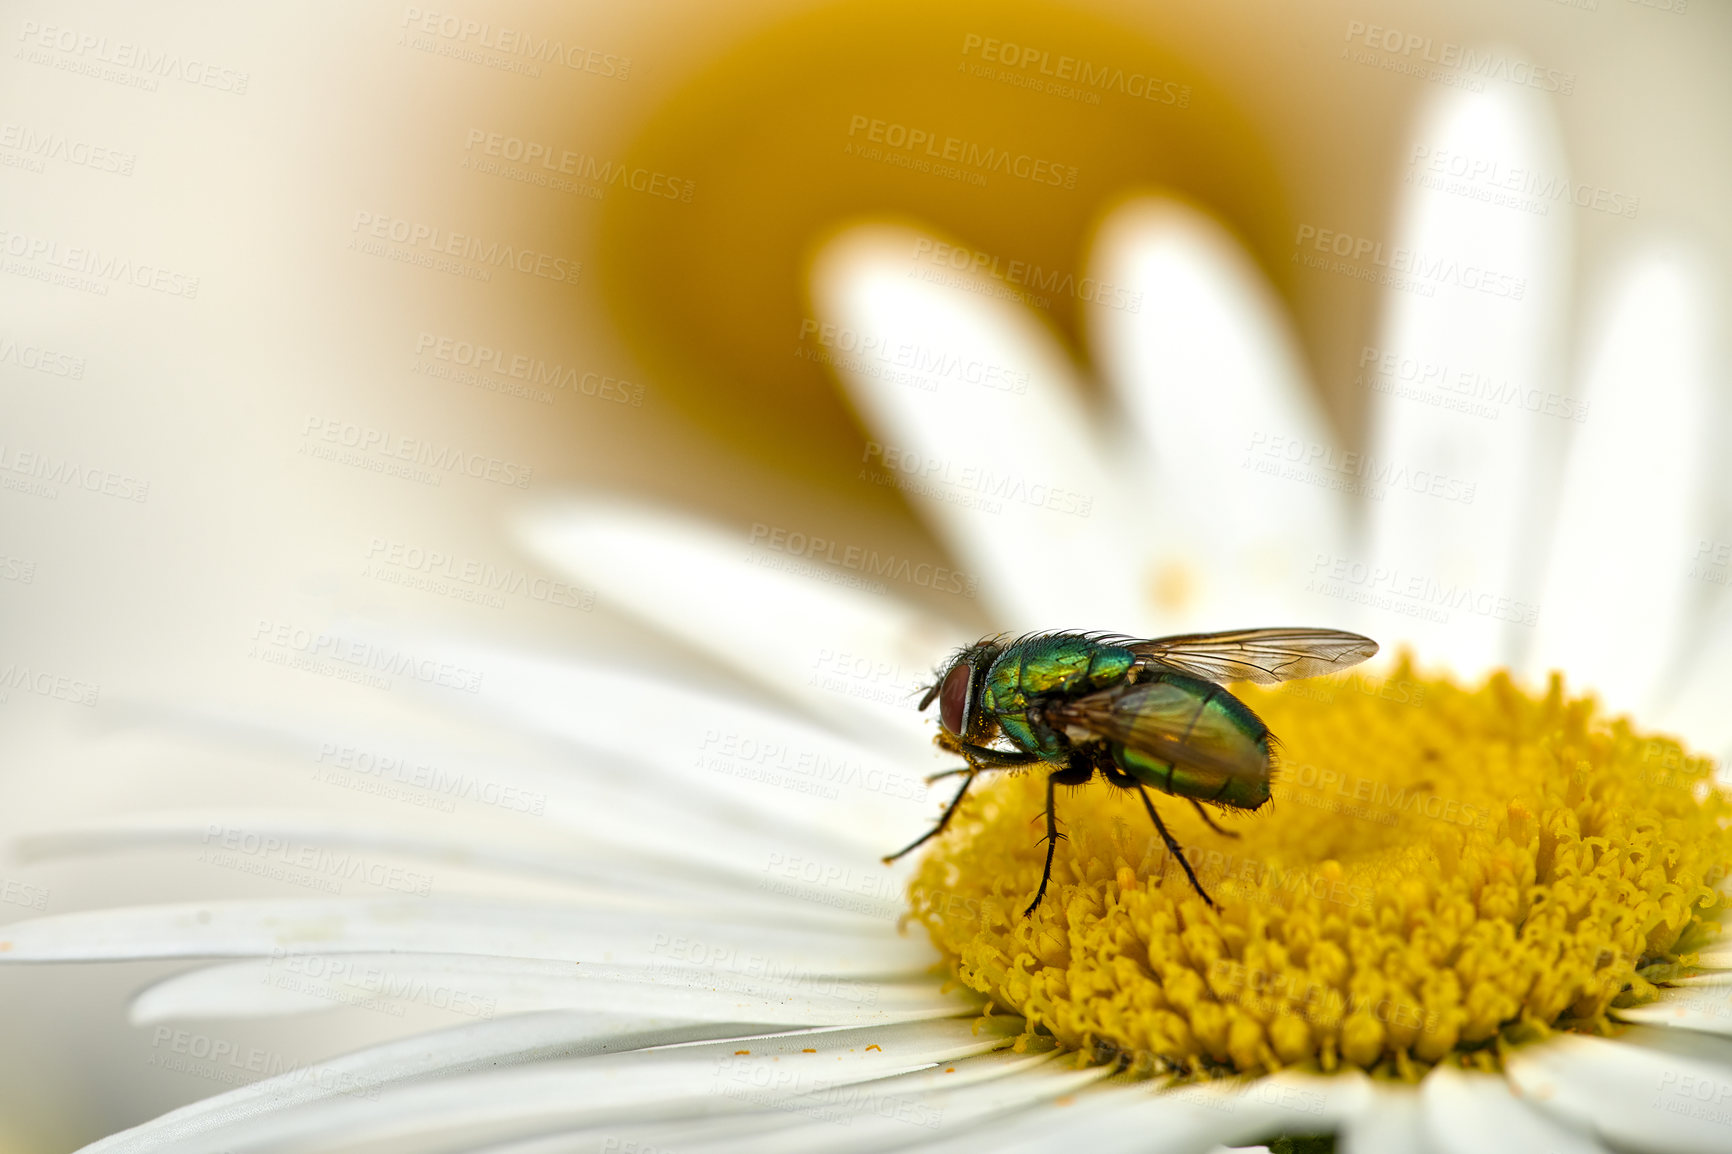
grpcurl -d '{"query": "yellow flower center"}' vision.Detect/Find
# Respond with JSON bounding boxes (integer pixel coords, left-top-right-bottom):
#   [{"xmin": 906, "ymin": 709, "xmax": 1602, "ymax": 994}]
[{"xmin": 909, "ymin": 662, "xmax": 1732, "ymax": 1079}]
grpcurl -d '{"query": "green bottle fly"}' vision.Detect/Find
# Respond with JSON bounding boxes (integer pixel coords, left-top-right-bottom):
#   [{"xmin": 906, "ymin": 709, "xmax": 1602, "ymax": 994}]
[{"xmin": 887, "ymin": 627, "xmax": 1378, "ymax": 915}]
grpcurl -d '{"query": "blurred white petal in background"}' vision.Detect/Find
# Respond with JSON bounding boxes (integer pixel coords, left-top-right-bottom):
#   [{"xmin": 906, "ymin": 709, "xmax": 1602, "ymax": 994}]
[{"xmin": 1363, "ymin": 61, "xmax": 1572, "ymax": 678}]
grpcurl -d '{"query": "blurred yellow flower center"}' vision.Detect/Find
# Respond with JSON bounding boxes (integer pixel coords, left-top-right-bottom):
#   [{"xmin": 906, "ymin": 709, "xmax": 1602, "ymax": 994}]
[{"xmin": 909, "ymin": 663, "xmax": 1732, "ymax": 1079}]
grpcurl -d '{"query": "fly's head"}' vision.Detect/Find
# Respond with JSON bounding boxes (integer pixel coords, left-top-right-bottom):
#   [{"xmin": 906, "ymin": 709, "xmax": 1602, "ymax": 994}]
[{"xmin": 919, "ymin": 639, "xmax": 1003, "ymax": 745}]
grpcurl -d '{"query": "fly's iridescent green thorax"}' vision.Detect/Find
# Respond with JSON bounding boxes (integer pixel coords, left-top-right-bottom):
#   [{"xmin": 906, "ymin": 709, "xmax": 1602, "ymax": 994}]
[{"xmin": 981, "ymin": 634, "xmax": 1135, "ymax": 755}]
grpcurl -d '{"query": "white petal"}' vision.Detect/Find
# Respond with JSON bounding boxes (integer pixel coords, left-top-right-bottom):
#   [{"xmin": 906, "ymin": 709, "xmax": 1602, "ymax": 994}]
[
  {"xmin": 78, "ymin": 1012, "xmax": 787, "ymax": 1154},
  {"xmin": 651, "ymin": 1049, "xmax": 1110, "ymax": 1154},
  {"xmin": 516, "ymin": 497, "xmax": 963, "ymax": 750},
  {"xmin": 15, "ymin": 813, "xmax": 884, "ymax": 928},
  {"xmin": 464, "ymin": 1050, "xmax": 1110, "ymax": 1154},
  {"xmin": 131, "ymin": 953, "xmax": 967, "ymax": 1027},
  {"xmin": 472, "ymin": 1115, "xmax": 795, "ymax": 1154},
  {"xmin": 1087, "ymin": 195, "xmax": 1348, "ymax": 628},
  {"xmin": 403, "ymin": 636, "xmax": 949, "ymax": 847},
  {"xmin": 58, "ymin": 674, "xmax": 945, "ymax": 934},
  {"xmin": 1614, "ymin": 983, "xmax": 1732, "ymax": 1037},
  {"xmin": 1667, "ymin": 969, "xmax": 1732, "ymax": 987},
  {"xmin": 1687, "ymin": 934, "xmax": 1732, "ymax": 971},
  {"xmin": 1340, "ymin": 1084, "xmax": 1426, "ymax": 1154},
  {"xmin": 1420, "ymin": 1065, "xmax": 1607, "ymax": 1153},
  {"xmin": 1663, "ymin": 600, "xmax": 1732, "ymax": 768},
  {"xmin": 810, "ymin": 221, "xmax": 1150, "ymax": 632},
  {"xmin": 1505, "ymin": 1027, "xmax": 1732, "ymax": 1153},
  {"xmin": 1362, "ymin": 65, "xmax": 1571, "ymax": 676},
  {"xmin": 228, "ymin": 625, "xmax": 949, "ymax": 867},
  {"xmin": 912, "ymin": 1069, "xmax": 1370, "ymax": 1154},
  {"xmin": 0, "ymin": 898, "xmax": 934, "ymax": 975},
  {"xmin": 83, "ymin": 1017, "xmax": 1021, "ymax": 1154},
  {"xmin": 1527, "ymin": 249, "xmax": 1716, "ymax": 714}
]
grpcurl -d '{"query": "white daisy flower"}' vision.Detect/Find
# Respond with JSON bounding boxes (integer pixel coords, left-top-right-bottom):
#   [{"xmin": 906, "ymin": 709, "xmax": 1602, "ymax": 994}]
[{"xmin": 5, "ymin": 59, "xmax": 1731, "ymax": 1154}]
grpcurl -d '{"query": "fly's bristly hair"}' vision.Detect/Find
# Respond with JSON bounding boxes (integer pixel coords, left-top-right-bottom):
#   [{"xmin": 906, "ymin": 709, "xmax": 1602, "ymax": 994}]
[{"xmin": 918, "ymin": 636, "xmax": 1009, "ymax": 711}]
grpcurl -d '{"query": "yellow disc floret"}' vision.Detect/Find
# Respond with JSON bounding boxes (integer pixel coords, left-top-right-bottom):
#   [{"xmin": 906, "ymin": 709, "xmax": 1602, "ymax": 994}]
[{"xmin": 908, "ymin": 661, "xmax": 1732, "ymax": 1078}]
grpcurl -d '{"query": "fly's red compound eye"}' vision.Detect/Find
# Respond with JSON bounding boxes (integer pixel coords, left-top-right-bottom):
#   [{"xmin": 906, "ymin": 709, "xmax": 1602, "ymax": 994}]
[{"xmin": 938, "ymin": 661, "xmax": 972, "ymax": 736}]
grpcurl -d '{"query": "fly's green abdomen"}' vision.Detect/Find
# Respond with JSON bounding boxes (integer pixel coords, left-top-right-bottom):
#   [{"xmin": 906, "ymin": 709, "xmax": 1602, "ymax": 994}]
[
  {"xmin": 1110, "ymin": 674, "xmax": 1273, "ymax": 810},
  {"xmin": 983, "ymin": 634, "xmax": 1135, "ymax": 756}
]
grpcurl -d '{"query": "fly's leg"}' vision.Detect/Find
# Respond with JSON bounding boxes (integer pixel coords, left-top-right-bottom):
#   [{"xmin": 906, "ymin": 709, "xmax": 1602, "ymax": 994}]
[
  {"xmin": 925, "ymin": 735, "xmax": 1039, "ymax": 784},
  {"xmin": 883, "ymin": 771, "xmax": 977, "ymax": 863},
  {"xmin": 888, "ymin": 742, "xmax": 1042, "ymax": 861},
  {"xmin": 938, "ymin": 731, "xmax": 1043, "ymax": 768},
  {"xmin": 1024, "ymin": 758, "xmax": 1094, "ymax": 917},
  {"xmin": 1097, "ymin": 756, "xmax": 1173, "ymax": 885},
  {"xmin": 1135, "ymin": 785, "xmax": 1216, "ymax": 909},
  {"xmin": 1188, "ymin": 799, "xmax": 1239, "ymax": 839}
]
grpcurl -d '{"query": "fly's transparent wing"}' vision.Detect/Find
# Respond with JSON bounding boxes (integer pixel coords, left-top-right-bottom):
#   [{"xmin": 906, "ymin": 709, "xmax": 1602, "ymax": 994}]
[
  {"xmin": 1045, "ymin": 682, "xmax": 1269, "ymax": 780},
  {"xmin": 1126, "ymin": 627, "xmax": 1378, "ymax": 686}
]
